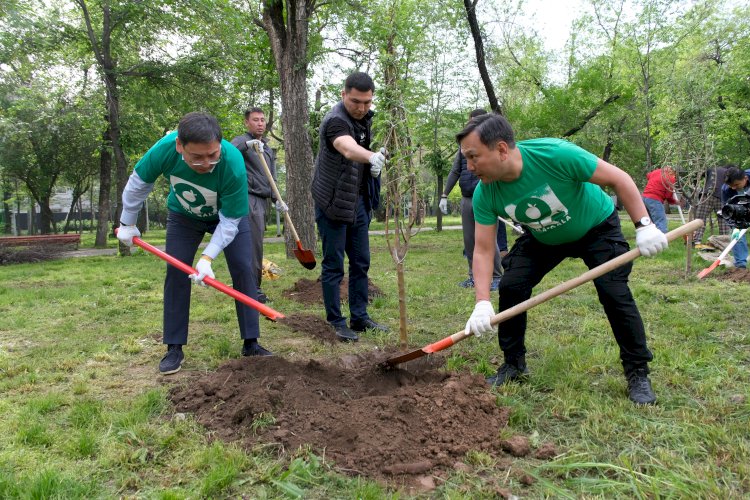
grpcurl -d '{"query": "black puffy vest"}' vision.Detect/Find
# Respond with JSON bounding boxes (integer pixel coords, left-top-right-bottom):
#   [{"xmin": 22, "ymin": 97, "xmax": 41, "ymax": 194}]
[{"xmin": 311, "ymin": 102, "xmax": 379, "ymax": 223}]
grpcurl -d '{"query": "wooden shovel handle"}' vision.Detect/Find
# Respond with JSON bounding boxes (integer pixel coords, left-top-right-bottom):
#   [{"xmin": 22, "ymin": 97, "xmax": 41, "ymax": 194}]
[
  {"xmin": 429, "ymin": 218, "xmax": 705, "ymax": 353},
  {"xmin": 248, "ymin": 141, "xmax": 301, "ymax": 243}
]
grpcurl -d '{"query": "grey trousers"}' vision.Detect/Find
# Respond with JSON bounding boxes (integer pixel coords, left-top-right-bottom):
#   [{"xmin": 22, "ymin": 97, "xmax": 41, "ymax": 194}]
[
  {"xmin": 249, "ymin": 194, "xmax": 269, "ymax": 291},
  {"xmin": 461, "ymin": 196, "xmax": 503, "ymax": 279}
]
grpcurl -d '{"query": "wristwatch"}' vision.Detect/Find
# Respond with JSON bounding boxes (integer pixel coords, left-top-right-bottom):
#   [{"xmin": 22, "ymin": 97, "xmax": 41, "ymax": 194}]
[{"xmin": 634, "ymin": 216, "xmax": 652, "ymax": 228}]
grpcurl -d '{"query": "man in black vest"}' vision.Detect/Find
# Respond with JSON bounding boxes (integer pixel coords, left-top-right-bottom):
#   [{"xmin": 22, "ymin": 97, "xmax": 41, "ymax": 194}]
[
  {"xmin": 230, "ymin": 107, "xmax": 287, "ymax": 304},
  {"xmin": 311, "ymin": 72, "xmax": 389, "ymax": 342}
]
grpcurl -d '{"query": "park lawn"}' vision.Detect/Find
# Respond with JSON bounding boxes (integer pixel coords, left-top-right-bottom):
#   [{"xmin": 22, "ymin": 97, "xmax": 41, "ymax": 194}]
[{"xmin": 1, "ymin": 217, "xmax": 749, "ymax": 498}]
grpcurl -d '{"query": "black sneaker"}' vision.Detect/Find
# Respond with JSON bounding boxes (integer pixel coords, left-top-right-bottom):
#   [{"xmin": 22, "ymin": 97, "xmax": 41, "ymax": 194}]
[
  {"xmin": 486, "ymin": 359, "xmax": 529, "ymax": 386},
  {"xmin": 256, "ymin": 290, "xmax": 268, "ymax": 304},
  {"xmin": 350, "ymin": 318, "xmax": 389, "ymax": 333},
  {"xmin": 242, "ymin": 340, "xmax": 273, "ymax": 356},
  {"xmin": 626, "ymin": 368, "xmax": 656, "ymax": 405},
  {"xmin": 334, "ymin": 325, "xmax": 359, "ymax": 342},
  {"xmin": 159, "ymin": 345, "xmax": 184, "ymax": 375}
]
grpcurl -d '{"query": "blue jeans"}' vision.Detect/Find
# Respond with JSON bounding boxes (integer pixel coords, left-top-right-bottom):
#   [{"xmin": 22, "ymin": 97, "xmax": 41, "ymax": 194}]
[
  {"xmin": 163, "ymin": 211, "xmax": 259, "ymax": 345},
  {"xmin": 643, "ymin": 197, "xmax": 668, "ymax": 233},
  {"xmin": 733, "ymin": 234, "xmax": 748, "ymax": 268},
  {"xmin": 315, "ymin": 199, "xmax": 372, "ymax": 327}
]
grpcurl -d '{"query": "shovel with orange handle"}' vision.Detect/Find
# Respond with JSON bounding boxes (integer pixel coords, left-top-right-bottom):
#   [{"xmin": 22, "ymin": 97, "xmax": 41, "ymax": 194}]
[
  {"xmin": 382, "ymin": 219, "xmax": 703, "ymax": 368},
  {"xmin": 116, "ymin": 229, "xmax": 285, "ymax": 321},
  {"xmin": 248, "ymin": 140, "xmax": 317, "ymax": 270}
]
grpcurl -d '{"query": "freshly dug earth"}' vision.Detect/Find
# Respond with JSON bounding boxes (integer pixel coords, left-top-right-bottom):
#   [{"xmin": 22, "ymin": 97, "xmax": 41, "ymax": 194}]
[
  {"xmin": 282, "ymin": 277, "xmax": 384, "ymax": 306},
  {"xmin": 716, "ymin": 267, "xmax": 750, "ymax": 283},
  {"xmin": 170, "ymin": 351, "xmax": 517, "ymax": 482},
  {"xmin": 278, "ymin": 313, "xmax": 338, "ymax": 344}
]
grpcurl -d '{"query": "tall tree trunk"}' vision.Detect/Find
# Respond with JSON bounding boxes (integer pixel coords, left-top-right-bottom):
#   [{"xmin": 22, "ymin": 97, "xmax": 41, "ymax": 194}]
[
  {"xmin": 463, "ymin": 0, "xmax": 503, "ymax": 115},
  {"xmin": 95, "ymin": 125, "xmax": 112, "ymax": 247},
  {"xmin": 2, "ymin": 178, "xmax": 11, "ymax": 234},
  {"xmin": 261, "ymin": 0, "xmax": 317, "ymax": 258},
  {"xmin": 436, "ymin": 176, "xmax": 444, "ymax": 231}
]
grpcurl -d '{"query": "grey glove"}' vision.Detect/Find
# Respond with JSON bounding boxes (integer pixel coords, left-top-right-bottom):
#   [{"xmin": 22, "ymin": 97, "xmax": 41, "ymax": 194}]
[
  {"xmin": 439, "ymin": 197, "xmax": 448, "ymax": 214},
  {"xmin": 369, "ymin": 148, "xmax": 386, "ymax": 177}
]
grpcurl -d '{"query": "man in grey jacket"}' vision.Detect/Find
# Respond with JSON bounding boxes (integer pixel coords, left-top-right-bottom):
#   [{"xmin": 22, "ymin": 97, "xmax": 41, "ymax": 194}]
[{"xmin": 231, "ymin": 107, "xmax": 288, "ymax": 303}]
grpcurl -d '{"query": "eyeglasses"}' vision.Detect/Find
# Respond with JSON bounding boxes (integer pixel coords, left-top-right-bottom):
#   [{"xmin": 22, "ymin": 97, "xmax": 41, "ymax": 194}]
[{"xmin": 181, "ymin": 154, "xmax": 221, "ymax": 167}]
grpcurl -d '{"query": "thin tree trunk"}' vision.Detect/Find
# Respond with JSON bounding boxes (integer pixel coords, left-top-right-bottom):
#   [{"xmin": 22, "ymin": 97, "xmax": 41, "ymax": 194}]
[
  {"xmin": 95, "ymin": 125, "xmax": 112, "ymax": 247},
  {"xmin": 463, "ymin": 0, "xmax": 503, "ymax": 115}
]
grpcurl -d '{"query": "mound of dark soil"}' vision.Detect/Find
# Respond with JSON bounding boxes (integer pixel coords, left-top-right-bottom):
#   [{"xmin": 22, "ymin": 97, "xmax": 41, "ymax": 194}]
[
  {"xmin": 278, "ymin": 313, "xmax": 338, "ymax": 344},
  {"xmin": 716, "ymin": 268, "xmax": 750, "ymax": 283},
  {"xmin": 170, "ymin": 351, "xmax": 515, "ymax": 482},
  {"xmin": 282, "ymin": 277, "xmax": 384, "ymax": 306}
]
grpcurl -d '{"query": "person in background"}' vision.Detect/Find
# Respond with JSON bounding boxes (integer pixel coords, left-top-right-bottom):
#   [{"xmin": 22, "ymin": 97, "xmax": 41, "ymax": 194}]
[
  {"xmin": 642, "ymin": 166, "xmax": 680, "ymax": 233},
  {"xmin": 459, "ymin": 113, "xmax": 668, "ymax": 405},
  {"xmin": 439, "ymin": 109, "xmax": 503, "ymax": 291},
  {"xmin": 693, "ymin": 165, "xmax": 730, "ymax": 246},
  {"xmin": 721, "ymin": 165, "xmax": 750, "ymax": 269},
  {"xmin": 311, "ymin": 72, "xmax": 389, "ymax": 342},
  {"xmin": 117, "ymin": 112, "xmax": 272, "ymax": 375},
  {"xmin": 231, "ymin": 107, "xmax": 288, "ymax": 304}
]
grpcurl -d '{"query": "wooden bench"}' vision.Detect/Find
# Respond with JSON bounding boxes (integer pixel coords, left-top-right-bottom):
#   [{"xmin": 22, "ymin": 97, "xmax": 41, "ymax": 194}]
[{"xmin": 0, "ymin": 234, "xmax": 81, "ymax": 250}]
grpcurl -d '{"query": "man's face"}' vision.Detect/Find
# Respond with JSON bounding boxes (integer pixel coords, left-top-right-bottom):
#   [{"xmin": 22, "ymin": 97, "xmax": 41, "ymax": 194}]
[
  {"xmin": 244, "ymin": 112, "xmax": 266, "ymax": 139},
  {"xmin": 729, "ymin": 176, "xmax": 749, "ymax": 191},
  {"xmin": 175, "ymin": 139, "xmax": 222, "ymax": 174},
  {"xmin": 460, "ymin": 131, "xmax": 509, "ymax": 183},
  {"xmin": 342, "ymin": 88, "xmax": 373, "ymax": 120}
]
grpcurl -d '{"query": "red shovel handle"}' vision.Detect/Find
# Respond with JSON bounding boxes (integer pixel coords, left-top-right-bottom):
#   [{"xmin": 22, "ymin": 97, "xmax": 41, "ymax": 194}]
[{"xmin": 120, "ymin": 231, "xmax": 284, "ymax": 321}]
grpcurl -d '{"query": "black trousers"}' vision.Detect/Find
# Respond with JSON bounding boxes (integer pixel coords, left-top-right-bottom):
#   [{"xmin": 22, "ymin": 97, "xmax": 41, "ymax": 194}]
[{"xmin": 497, "ymin": 210, "xmax": 653, "ymax": 373}]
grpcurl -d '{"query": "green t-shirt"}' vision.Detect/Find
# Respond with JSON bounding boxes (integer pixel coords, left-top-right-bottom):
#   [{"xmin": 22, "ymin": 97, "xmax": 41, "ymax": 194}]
[
  {"xmin": 133, "ymin": 131, "xmax": 248, "ymax": 221},
  {"xmin": 473, "ymin": 138, "xmax": 614, "ymax": 245}
]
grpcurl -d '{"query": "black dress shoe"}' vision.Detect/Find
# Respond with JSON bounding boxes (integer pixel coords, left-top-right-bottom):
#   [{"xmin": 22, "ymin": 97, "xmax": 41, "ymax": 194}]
[
  {"xmin": 626, "ymin": 368, "xmax": 656, "ymax": 405},
  {"xmin": 350, "ymin": 318, "xmax": 389, "ymax": 333},
  {"xmin": 242, "ymin": 341, "xmax": 273, "ymax": 356},
  {"xmin": 334, "ymin": 325, "xmax": 359, "ymax": 342}
]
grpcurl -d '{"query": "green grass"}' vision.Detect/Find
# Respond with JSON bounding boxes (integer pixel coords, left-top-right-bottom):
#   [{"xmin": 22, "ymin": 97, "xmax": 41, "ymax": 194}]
[{"xmin": 1, "ymin": 215, "xmax": 748, "ymax": 497}]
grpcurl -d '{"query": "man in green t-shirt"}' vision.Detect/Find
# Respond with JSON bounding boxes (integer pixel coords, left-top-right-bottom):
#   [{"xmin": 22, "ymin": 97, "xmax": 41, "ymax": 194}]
[
  {"xmin": 117, "ymin": 112, "xmax": 272, "ymax": 375},
  {"xmin": 458, "ymin": 113, "xmax": 668, "ymax": 405}
]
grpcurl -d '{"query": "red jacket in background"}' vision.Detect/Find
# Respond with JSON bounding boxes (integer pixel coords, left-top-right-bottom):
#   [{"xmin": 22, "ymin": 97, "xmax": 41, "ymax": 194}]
[{"xmin": 642, "ymin": 168, "xmax": 678, "ymax": 205}]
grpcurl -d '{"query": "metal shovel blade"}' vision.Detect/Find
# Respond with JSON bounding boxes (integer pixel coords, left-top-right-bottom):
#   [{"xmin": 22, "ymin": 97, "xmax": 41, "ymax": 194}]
[{"xmin": 294, "ymin": 242, "xmax": 317, "ymax": 270}]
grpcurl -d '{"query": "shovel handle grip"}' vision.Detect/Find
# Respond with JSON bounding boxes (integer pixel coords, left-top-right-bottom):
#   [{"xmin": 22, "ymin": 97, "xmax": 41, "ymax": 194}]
[{"xmin": 124, "ymin": 232, "xmax": 284, "ymax": 321}]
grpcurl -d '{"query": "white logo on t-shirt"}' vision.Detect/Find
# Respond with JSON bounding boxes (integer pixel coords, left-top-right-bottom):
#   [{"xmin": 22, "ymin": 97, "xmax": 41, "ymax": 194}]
[
  {"xmin": 170, "ymin": 175, "xmax": 218, "ymax": 218},
  {"xmin": 506, "ymin": 183, "xmax": 570, "ymax": 232}
]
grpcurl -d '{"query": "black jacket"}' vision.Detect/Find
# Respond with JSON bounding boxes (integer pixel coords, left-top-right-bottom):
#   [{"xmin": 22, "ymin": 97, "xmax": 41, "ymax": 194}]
[
  {"xmin": 311, "ymin": 102, "xmax": 380, "ymax": 223},
  {"xmin": 230, "ymin": 133, "xmax": 277, "ymax": 200}
]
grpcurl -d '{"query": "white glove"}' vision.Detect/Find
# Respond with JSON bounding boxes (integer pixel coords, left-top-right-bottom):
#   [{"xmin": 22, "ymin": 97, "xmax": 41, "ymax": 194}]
[
  {"xmin": 464, "ymin": 300, "xmax": 496, "ymax": 337},
  {"xmin": 275, "ymin": 200, "xmax": 288, "ymax": 213},
  {"xmin": 732, "ymin": 228, "xmax": 741, "ymax": 240},
  {"xmin": 189, "ymin": 256, "xmax": 215, "ymax": 286},
  {"xmin": 635, "ymin": 224, "xmax": 668, "ymax": 257},
  {"xmin": 369, "ymin": 148, "xmax": 386, "ymax": 177},
  {"xmin": 439, "ymin": 197, "xmax": 448, "ymax": 214},
  {"xmin": 117, "ymin": 224, "xmax": 140, "ymax": 247},
  {"xmin": 246, "ymin": 139, "xmax": 264, "ymax": 153}
]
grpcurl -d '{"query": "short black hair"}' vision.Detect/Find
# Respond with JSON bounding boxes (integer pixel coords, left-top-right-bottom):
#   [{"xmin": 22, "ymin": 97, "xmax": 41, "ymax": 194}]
[
  {"xmin": 724, "ymin": 164, "xmax": 745, "ymax": 185},
  {"xmin": 177, "ymin": 112, "xmax": 222, "ymax": 145},
  {"xmin": 469, "ymin": 108, "xmax": 487, "ymax": 119},
  {"xmin": 456, "ymin": 113, "xmax": 515, "ymax": 149},
  {"xmin": 344, "ymin": 72, "xmax": 375, "ymax": 93},
  {"xmin": 244, "ymin": 107, "xmax": 264, "ymax": 120}
]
